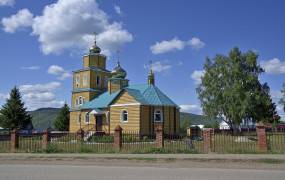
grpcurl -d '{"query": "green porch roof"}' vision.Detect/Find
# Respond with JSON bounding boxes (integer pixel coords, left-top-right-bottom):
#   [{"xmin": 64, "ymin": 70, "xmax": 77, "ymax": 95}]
[{"xmin": 80, "ymin": 84, "xmax": 177, "ymax": 110}]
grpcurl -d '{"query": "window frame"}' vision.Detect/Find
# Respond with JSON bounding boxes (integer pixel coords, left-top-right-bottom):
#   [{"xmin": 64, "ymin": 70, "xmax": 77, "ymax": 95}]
[
  {"xmin": 96, "ymin": 75, "xmax": 101, "ymax": 86},
  {"xmin": 78, "ymin": 96, "xmax": 85, "ymax": 106},
  {"xmin": 154, "ymin": 109, "xmax": 163, "ymax": 122},
  {"xmin": 83, "ymin": 74, "xmax": 88, "ymax": 86},
  {"xmin": 120, "ymin": 110, "xmax": 128, "ymax": 123},
  {"xmin": 75, "ymin": 74, "xmax": 80, "ymax": 87},
  {"xmin": 85, "ymin": 113, "xmax": 90, "ymax": 124}
]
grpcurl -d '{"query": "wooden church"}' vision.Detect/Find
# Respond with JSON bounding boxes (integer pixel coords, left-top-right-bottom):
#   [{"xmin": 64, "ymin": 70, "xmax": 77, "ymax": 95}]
[{"xmin": 69, "ymin": 37, "xmax": 180, "ymax": 135}]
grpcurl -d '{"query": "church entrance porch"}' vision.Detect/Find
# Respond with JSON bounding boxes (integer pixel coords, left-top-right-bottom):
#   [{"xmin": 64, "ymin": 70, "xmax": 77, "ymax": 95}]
[{"xmin": 95, "ymin": 115, "xmax": 103, "ymax": 132}]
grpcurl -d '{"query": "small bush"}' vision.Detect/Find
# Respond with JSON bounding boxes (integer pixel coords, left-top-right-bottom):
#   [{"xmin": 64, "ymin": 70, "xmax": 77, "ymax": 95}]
[{"xmin": 45, "ymin": 144, "xmax": 63, "ymax": 153}]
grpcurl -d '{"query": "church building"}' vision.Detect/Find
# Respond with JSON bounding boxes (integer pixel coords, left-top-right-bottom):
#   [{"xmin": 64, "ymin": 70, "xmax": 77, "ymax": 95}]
[{"xmin": 69, "ymin": 37, "xmax": 180, "ymax": 135}]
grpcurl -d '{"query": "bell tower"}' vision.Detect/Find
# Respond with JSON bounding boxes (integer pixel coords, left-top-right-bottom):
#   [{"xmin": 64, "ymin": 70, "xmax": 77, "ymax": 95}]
[
  {"xmin": 147, "ymin": 61, "xmax": 155, "ymax": 85},
  {"xmin": 71, "ymin": 33, "xmax": 111, "ymax": 108}
]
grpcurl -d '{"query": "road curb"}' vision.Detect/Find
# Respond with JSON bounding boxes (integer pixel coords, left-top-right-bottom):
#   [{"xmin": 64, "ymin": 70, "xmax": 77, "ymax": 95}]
[{"xmin": 0, "ymin": 153, "xmax": 285, "ymax": 162}]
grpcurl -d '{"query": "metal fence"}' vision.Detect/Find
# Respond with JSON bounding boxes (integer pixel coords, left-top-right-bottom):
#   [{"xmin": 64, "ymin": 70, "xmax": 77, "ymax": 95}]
[
  {"xmin": 121, "ymin": 131, "xmax": 155, "ymax": 153},
  {"xmin": 18, "ymin": 132, "xmax": 43, "ymax": 153},
  {"xmin": 0, "ymin": 128, "xmax": 285, "ymax": 154},
  {"xmin": 266, "ymin": 129, "xmax": 285, "ymax": 154},
  {"xmin": 49, "ymin": 132, "xmax": 115, "ymax": 153},
  {"xmin": 0, "ymin": 131, "xmax": 10, "ymax": 153},
  {"xmin": 213, "ymin": 131, "xmax": 258, "ymax": 153},
  {"xmin": 164, "ymin": 134, "xmax": 204, "ymax": 153}
]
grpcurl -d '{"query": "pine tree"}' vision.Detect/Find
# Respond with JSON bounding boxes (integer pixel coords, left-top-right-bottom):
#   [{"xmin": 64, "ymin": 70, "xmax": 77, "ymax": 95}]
[
  {"xmin": 54, "ymin": 103, "xmax": 70, "ymax": 131},
  {"xmin": 0, "ymin": 87, "xmax": 32, "ymax": 130}
]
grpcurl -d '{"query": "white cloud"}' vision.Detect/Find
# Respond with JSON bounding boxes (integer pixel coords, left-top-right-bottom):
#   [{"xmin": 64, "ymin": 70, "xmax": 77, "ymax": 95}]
[
  {"xmin": 180, "ymin": 104, "xmax": 202, "ymax": 115},
  {"xmin": 150, "ymin": 38, "xmax": 186, "ymax": 54},
  {"xmin": 261, "ymin": 58, "xmax": 285, "ymax": 74},
  {"xmin": 0, "ymin": 0, "xmax": 14, "ymax": 6},
  {"xmin": 1, "ymin": 9, "xmax": 34, "ymax": 33},
  {"xmin": 150, "ymin": 37, "xmax": 205, "ymax": 54},
  {"xmin": 1, "ymin": 0, "xmax": 133, "ymax": 55},
  {"xmin": 191, "ymin": 70, "xmax": 205, "ymax": 85},
  {"xmin": 19, "ymin": 82, "xmax": 64, "ymax": 110},
  {"xmin": 177, "ymin": 61, "xmax": 183, "ymax": 66},
  {"xmin": 271, "ymin": 90, "xmax": 283, "ymax": 99},
  {"xmin": 31, "ymin": 0, "xmax": 132, "ymax": 55},
  {"xmin": 144, "ymin": 61, "xmax": 172, "ymax": 73},
  {"xmin": 188, "ymin": 37, "xmax": 205, "ymax": 50},
  {"xmin": 0, "ymin": 93, "xmax": 8, "ymax": 100},
  {"xmin": 21, "ymin": 66, "xmax": 40, "ymax": 70},
  {"xmin": 114, "ymin": 5, "xmax": 122, "ymax": 15},
  {"xmin": 47, "ymin": 65, "xmax": 72, "ymax": 80}
]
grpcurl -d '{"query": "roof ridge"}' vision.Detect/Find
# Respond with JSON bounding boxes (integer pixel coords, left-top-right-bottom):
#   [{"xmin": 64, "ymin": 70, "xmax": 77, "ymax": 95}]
[{"xmin": 151, "ymin": 85, "xmax": 163, "ymax": 105}]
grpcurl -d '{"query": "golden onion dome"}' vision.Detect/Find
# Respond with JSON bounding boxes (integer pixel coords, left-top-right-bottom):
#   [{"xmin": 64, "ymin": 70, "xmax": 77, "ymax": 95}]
[
  {"xmin": 89, "ymin": 42, "xmax": 101, "ymax": 54},
  {"xmin": 111, "ymin": 61, "xmax": 127, "ymax": 79}
]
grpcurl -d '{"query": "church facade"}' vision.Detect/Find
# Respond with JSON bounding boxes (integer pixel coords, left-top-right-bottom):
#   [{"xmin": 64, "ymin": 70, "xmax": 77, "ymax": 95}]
[{"xmin": 69, "ymin": 39, "xmax": 180, "ymax": 135}]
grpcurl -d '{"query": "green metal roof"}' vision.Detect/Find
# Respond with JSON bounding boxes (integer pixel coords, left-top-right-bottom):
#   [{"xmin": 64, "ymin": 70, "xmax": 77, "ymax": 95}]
[
  {"xmin": 80, "ymin": 84, "xmax": 177, "ymax": 110},
  {"xmin": 126, "ymin": 84, "xmax": 177, "ymax": 106},
  {"xmin": 81, "ymin": 90, "xmax": 120, "ymax": 109}
]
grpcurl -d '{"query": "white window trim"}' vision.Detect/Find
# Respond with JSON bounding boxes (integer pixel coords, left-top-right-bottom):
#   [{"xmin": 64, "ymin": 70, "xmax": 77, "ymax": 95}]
[
  {"xmin": 110, "ymin": 103, "xmax": 141, "ymax": 107},
  {"xmin": 85, "ymin": 113, "xmax": 90, "ymax": 124},
  {"xmin": 78, "ymin": 96, "xmax": 85, "ymax": 106},
  {"xmin": 105, "ymin": 111, "xmax": 110, "ymax": 124},
  {"xmin": 120, "ymin": 109, "xmax": 128, "ymax": 123},
  {"xmin": 154, "ymin": 109, "xmax": 163, "ymax": 122},
  {"xmin": 75, "ymin": 75, "xmax": 80, "ymax": 87},
  {"xmin": 83, "ymin": 74, "xmax": 88, "ymax": 86}
]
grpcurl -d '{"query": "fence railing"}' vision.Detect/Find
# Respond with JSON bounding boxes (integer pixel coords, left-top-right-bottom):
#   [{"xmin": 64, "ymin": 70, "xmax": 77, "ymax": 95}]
[{"xmin": 0, "ymin": 124, "xmax": 284, "ymax": 154}]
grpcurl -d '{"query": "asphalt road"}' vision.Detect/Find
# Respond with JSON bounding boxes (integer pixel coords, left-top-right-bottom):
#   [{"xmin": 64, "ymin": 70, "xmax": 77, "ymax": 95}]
[{"xmin": 0, "ymin": 164, "xmax": 284, "ymax": 180}]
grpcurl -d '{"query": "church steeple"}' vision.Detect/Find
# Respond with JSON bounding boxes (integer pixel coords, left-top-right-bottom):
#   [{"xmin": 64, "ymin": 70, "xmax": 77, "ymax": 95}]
[
  {"xmin": 148, "ymin": 61, "xmax": 155, "ymax": 85},
  {"xmin": 89, "ymin": 32, "xmax": 101, "ymax": 54}
]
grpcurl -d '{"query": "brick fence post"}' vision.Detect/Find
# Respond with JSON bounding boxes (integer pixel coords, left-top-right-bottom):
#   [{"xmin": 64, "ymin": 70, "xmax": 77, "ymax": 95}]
[
  {"xmin": 10, "ymin": 129, "xmax": 19, "ymax": 153},
  {"xmin": 155, "ymin": 124, "xmax": 164, "ymax": 148},
  {"xmin": 203, "ymin": 128, "xmax": 213, "ymax": 153},
  {"xmin": 256, "ymin": 123, "xmax": 267, "ymax": 153},
  {"xmin": 114, "ymin": 125, "xmax": 122, "ymax": 151},
  {"xmin": 42, "ymin": 129, "xmax": 50, "ymax": 150}
]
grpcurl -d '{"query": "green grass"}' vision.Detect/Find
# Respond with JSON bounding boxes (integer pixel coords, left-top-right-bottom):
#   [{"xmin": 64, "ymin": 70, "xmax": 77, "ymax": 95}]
[{"xmin": 258, "ymin": 159, "xmax": 285, "ymax": 164}]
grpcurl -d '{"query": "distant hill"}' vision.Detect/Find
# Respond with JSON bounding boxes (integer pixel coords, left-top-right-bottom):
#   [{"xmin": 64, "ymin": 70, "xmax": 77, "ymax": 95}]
[
  {"xmin": 29, "ymin": 108, "xmax": 60, "ymax": 130},
  {"xmin": 180, "ymin": 112, "xmax": 221, "ymax": 126},
  {"xmin": 28, "ymin": 108, "xmax": 220, "ymax": 131}
]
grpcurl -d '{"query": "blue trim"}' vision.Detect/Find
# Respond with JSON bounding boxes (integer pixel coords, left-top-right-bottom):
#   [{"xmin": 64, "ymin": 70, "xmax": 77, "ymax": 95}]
[
  {"xmin": 73, "ymin": 67, "xmax": 110, "ymax": 73},
  {"xmin": 72, "ymin": 88, "xmax": 103, "ymax": 93}
]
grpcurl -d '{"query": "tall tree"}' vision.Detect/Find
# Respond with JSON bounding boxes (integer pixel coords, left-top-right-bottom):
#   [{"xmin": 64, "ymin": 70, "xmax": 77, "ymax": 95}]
[
  {"xmin": 197, "ymin": 47, "xmax": 279, "ymax": 132},
  {"xmin": 54, "ymin": 103, "xmax": 70, "ymax": 131},
  {"xmin": 0, "ymin": 87, "xmax": 32, "ymax": 129},
  {"xmin": 249, "ymin": 83, "xmax": 280, "ymax": 124}
]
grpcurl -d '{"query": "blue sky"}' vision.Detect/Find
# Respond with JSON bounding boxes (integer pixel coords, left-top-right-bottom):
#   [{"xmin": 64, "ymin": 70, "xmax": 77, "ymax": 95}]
[{"xmin": 0, "ymin": 0, "xmax": 284, "ymax": 120}]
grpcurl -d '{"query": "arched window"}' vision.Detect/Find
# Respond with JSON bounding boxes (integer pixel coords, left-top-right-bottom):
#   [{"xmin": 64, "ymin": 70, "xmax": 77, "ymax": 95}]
[
  {"xmin": 121, "ymin": 110, "xmax": 128, "ymax": 122},
  {"xmin": 75, "ymin": 75, "xmax": 80, "ymax": 87},
  {"xmin": 85, "ymin": 113, "xmax": 90, "ymax": 124},
  {"xmin": 96, "ymin": 75, "xmax": 100, "ymax": 86},
  {"xmin": 154, "ymin": 109, "xmax": 163, "ymax": 122},
  {"xmin": 78, "ymin": 96, "xmax": 85, "ymax": 105},
  {"xmin": 83, "ymin": 74, "xmax": 88, "ymax": 86}
]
